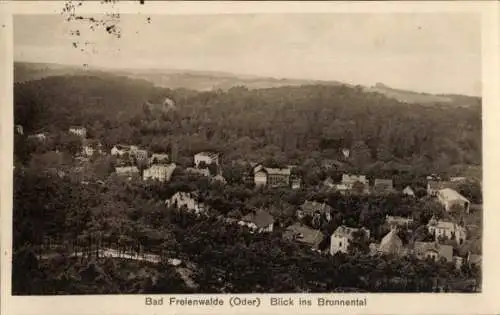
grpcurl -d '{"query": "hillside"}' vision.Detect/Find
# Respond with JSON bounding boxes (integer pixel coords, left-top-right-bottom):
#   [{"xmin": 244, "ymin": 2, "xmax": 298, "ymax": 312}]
[
  {"xmin": 14, "ymin": 73, "xmax": 482, "ymax": 174},
  {"xmin": 364, "ymin": 83, "xmax": 480, "ymax": 107},
  {"xmin": 14, "ymin": 62, "xmax": 480, "ymax": 107}
]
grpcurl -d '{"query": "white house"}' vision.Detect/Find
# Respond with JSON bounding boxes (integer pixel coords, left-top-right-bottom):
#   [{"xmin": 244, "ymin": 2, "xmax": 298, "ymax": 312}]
[
  {"xmin": 402, "ymin": 186, "xmax": 415, "ymax": 197},
  {"xmin": 165, "ymin": 191, "xmax": 205, "ymax": 214},
  {"xmin": 143, "ymin": 163, "xmax": 176, "ymax": 182},
  {"xmin": 427, "ymin": 217, "xmax": 467, "ymax": 245},
  {"xmin": 186, "ymin": 167, "xmax": 211, "ymax": 177},
  {"xmin": 437, "ymin": 188, "xmax": 470, "ymax": 213},
  {"xmin": 341, "ymin": 174, "xmax": 369, "ymax": 193},
  {"xmin": 111, "ymin": 145, "xmax": 130, "ymax": 157},
  {"xmin": 194, "ymin": 152, "xmax": 220, "ymax": 168},
  {"xmin": 254, "ymin": 167, "xmax": 291, "ymax": 188},
  {"xmin": 330, "ymin": 225, "xmax": 370, "ymax": 255},
  {"xmin": 69, "ymin": 126, "xmax": 87, "ymax": 138}
]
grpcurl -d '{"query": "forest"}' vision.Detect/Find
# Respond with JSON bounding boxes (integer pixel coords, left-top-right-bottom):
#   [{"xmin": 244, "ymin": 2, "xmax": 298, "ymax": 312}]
[
  {"xmin": 14, "ymin": 74, "xmax": 482, "ymax": 178},
  {"xmin": 13, "ymin": 165, "xmax": 480, "ymax": 294}
]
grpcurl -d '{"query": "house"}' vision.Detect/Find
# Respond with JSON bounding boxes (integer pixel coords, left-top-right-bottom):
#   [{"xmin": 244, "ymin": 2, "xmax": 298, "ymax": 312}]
[
  {"xmin": 111, "ymin": 145, "xmax": 131, "ymax": 157},
  {"xmin": 342, "ymin": 174, "xmax": 369, "ymax": 187},
  {"xmin": 427, "ymin": 180, "xmax": 452, "ymax": 196},
  {"xmin": 143, "ymin": 163, "xmax": 177, "ymax": 182},
  {"xmin": 149, "ymin": 153, "xmax": 169, "ymax": 165},
  {"xmin": 402, "ymin": 185, "xmax": 415, "ymax": 197},
  {"xmin": 240, "ymin": 209, "xmax": 274, "ymax": 233},
  {"xmin": 385, "ymin": 215, "xmax": 414, "ymax": 228},
  {"xmin": 69, "ymin": 126, "xmax": 87, "ymax": 138},
  {"xmin": 341, "ymin": 174, "xmax": 369, "ymax": 194},
  {"xmin": 194, "ymin": 152, "xmax": 220, "ymax": 168},
  {"xmin": 330, "ymin": 225, "xmax": 370, "ymax": 255},
  {"xmin": 186, "ymin": 167, "xmax": 211, "ymax": 177},
  {"xmin": 413, "ymin": 242, "xmax": 453, "ymax": 263},
  {"xmin": 27, "ymin": 133, "xmax": 47, "ymax": 141},
  {"xmin": 290, "ymin": 176, "xmax": 302, "ymax": 189},
  {"xmin": 427, "ymin": 217, "xmax": 467, "ymax": 245},
  {"xmin": 297, "ymin": 200, "xmax": 332, "ymax": 222},
  {"xmin": 373, "ymin": 179, "xmax": 394, "ymax": 194},
  {"xmin": 450, "ymin": 176, "xmax": 467, "ymax": 183},
  {"xmin": 15, "ymin": 125, "xmax": 23, "ymax": 135},
  {"xmin": 370, "ymin": 228, "xmax": 406, "ymax": 256},
  {"xmin": 254, "ymin": 167, "xmax": 291, "ymax": 188},
  {"xmin": 437, "ymin": 188, "xmax": 470, "ymax": 213},
  {"xmin": 283, "ymin": 223, "xmax": 325, "ymax": 251},
  {"xmin": 115, "ymin": 166, "xmax": 140, "ymax": 178},
  {"xmin": 131, "ymin": 148, "xmax": 149, "ymax": 161},
  {"xmin": 165, "ymin": 191, "xmax": 205, "ymax": 214},
  {"xmin": 81, "ymin": 140, "xmax": 103, "ymax": 157}
]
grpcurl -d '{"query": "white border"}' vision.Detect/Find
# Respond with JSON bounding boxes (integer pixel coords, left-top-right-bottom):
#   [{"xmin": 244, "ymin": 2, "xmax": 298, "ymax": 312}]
[{"xmin": 1, "ymin": 1, "xmax": 499, "ymax": 315}]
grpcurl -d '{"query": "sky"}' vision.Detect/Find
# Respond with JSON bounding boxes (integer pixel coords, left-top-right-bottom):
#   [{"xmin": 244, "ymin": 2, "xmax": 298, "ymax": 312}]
[{"xmin": 14, "ymin": 13, "xmax": 482, "ymax": 96}]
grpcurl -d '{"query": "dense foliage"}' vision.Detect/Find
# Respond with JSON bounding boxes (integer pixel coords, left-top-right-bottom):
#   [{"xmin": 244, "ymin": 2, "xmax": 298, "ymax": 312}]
[{"xmin": 14, "ymin": 75, "xmax": 482, "ymax": 176}]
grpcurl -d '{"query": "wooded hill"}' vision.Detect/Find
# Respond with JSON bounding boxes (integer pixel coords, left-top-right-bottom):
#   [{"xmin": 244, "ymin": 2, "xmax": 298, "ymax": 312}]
[{"xmin": 14, "ymin": 72, "xmax": 482, "ymax": 177}]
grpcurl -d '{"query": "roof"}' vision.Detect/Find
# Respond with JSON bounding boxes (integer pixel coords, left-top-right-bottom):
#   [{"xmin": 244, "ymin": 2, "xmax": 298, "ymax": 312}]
[
  {"xmin": 115, "ymin": 166, "xmax": 139, "ymax": 173},
  {"xmin": 378, "ymin": 229, "xmax": 403, "ymax": 254},
  {"xmin": 439, "ymin": 244, "xmax": 454, "ymax": 262},
  {"xmin": 195, "ymin": 152, "xmax": 219, "ymax": 159},
  {"xmin": 332, "ymin": 225, "xmax": 365, "ymax": 239},
  {"xmin": 386, "ymin": 215, "xmax": 413, "ymax": 225},
  {"xmin": 403, "ymin": 186, "xmax": 415, "ymax": 194},
  {"xmin": 429, "ymin": 220, "xmax": 459, "ymax": 231},
  {"xmin": 284, "ymin": 223, "xmax": 324, "ymax": 248},
  {"xmin": 428, "ymin": 180, "xmax": 452, "ymax": 190},
  {"xmin": 374, "ymin": 178, "xmax": 394, "ymax": 189},
  {"xmin": 438, "ymin": 188, "xmax": 470, "ymax": 203},
  {"xmin": 300, "ymin": 200, "xmax": 332, "ymax": 215},
  {"xmin": 242, "ymin": 210, "xmax": 274, "ymax": 228},
  {"xmin": 342, "ymin": 174, "xmax": 368, "ymax": 183},
  {"xmin": 261, "ymin": 167, "xmax": 291, "ymax": 176}
]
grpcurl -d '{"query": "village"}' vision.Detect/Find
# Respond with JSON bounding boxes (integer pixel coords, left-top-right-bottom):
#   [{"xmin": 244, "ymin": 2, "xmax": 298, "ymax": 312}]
[{"xmin": 15, "ymin": 123, "xmax": 482, "ymax": 278}]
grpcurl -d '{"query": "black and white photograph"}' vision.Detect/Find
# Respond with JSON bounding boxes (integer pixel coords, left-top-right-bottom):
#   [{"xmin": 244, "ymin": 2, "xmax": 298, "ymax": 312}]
[{"xmin": 8, "ymin": 2, "xmax": 486, "ymax": 297}]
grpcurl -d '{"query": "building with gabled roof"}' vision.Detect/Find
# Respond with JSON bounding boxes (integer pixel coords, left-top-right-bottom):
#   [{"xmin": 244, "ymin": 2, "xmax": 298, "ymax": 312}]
[
  {"xmin": 402, "ymin": 185, "xmax": 415, "ymax": 197},
  {"xmin": 165, "ymin": 191, "xmax": 205, "ymax": 214},
  {"xmin": 254, "ymin": 166, "xmax": 291, "ymax": 188},
  {"xmin": 370, "ymin": 228, "xmax": 407, "ymax": 256},
  {"xmin": 240, "ymin": 209, "xmax": 274, "ymax": 233},
  {"xmin": 427, "ymin": 180, "xmax": 452, "ymax": 196},
  {"xmin": 330, "ymin": 225, "xmax": 370, "ymax": 255},
  {"xmin": 194, "ymin": 152, "xmax": 220, "ymax": 168},
  {"xmin": 373, "ymin": 178, "xmax": 394, "ymax": 194},
  {"xmin": 427, "ymin": 216, "xmax": 466, "ymax": 245},
  {"xmin": 298, "ymin": 200, "xmax": 332, "ymax": 222},
  {"xmin": 437, "ymin": 188, "xmax": 470, "ymax": 213},
  {"xmin": 143, "ymin": 163, "xmax": 176, "ymax": 182},
  {"xmin": 284, "ymin": 223, "xmax": 325, "ymax": 251},
  {"xmin": 413, "ymin": 241, "xmax": 453, "ymax": 263}
]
